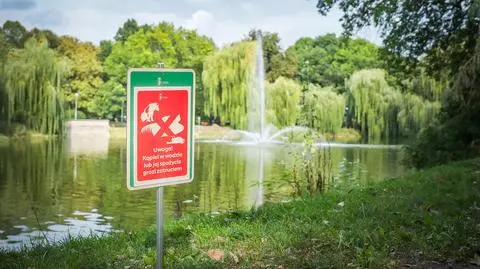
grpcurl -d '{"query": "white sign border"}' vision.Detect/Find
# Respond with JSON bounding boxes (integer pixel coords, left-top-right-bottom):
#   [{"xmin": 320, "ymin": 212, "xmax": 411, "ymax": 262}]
[{"xmin": 126, "ymin": 69, "xmax": 195, "ymax": 191}]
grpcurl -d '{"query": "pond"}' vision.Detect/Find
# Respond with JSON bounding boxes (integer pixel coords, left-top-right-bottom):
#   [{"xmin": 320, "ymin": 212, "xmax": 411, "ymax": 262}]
[{"xmin": 0, "ymin": 139, "xmax": 405, "ymax": 250}]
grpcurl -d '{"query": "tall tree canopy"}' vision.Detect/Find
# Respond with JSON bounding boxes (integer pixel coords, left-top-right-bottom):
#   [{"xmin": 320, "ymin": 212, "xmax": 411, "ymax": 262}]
[
  {"xmin": 57, "ymin": 36, "xmax": 103, "ymax": 118},
  {"xmin": 266, "ymin": 77, "xmax": 302, "ymax": 128},
  {"xmin": 0, "ymin": 32, "xmax": 10, "ymax": 122},
  {"xmin": 301, "ymin": 84, "xmax": 345, "ymax": 134},
  {"xmin": 203, "ymin": 41, "xmax": 256, "ymax": 129},
  {"xmin": 288, "ymin": 34, "xmax": 381, "ymax": 88},
  {"xmin": 104, "ymin": 22, "xmax": 215, "ymax": 120},
  {"xmin": 114, "ymin": 19, "xmax": 147, "ymax": 43},
  {"xmin": 245, "ymin": 29, "xmax": 297, "ymax": 82},
  {"xmin": 315, "ymin": 0, "xmax": 480, "ymax": 73},
  {"xmin": 4, "ymin": 39, "xmax": 70, "ymax": 134},
  {"xmin": 2, "ymin": 20, "xmax": 27, "ymax": 48},
  {"xmin": 346, "ymin": 69, "xmax": 401, "ymax": 139},
  {"xmin": 315, "ymin": 0, "xmax": 480, "ymax": 167}
]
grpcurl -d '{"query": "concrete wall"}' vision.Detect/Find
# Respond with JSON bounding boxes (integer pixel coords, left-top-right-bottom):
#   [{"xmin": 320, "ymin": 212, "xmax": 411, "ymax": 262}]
[{"xmin": 66, "ymin": 120, "xmax": 110, "ymax": 155}]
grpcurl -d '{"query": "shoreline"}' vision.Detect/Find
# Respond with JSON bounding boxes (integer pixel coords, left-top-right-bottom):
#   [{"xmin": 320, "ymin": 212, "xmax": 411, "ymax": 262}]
[
  {"xmin": 1, "ymin": 158, "xmax": 479, "ymax": 268},
  {"xmin": 110, "ymin": 125, "xmax": 362, "ymax": 143}
]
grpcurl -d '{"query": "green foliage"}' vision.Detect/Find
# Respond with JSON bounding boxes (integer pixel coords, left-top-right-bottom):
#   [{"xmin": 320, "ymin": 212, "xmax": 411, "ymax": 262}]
[
  {"xmin": 398, "ymin": 93, "xmax": 441, "ymax": 136},
  {"xmin": 2, "ymin": 20, "xmax": 27, "ymax": 48},
  {"xmin": 106, "ymin": 22, "xmax": 215, "ymax": 86},
  {"xmin": 280, "ymin": 132, "xmax": 334, "ymax": 196},
  {"xmin": 97, "ymin": 40, "xmax": 113, "ymax": 63},
  {"xmin": 288, "ymin": 34, "xmax": 381, "ymax": 88},
  {"xmin": 406, "ymin": 39, "xmax": 480, "ymax": 168},
  {"xmin": 92, "ymin": 80, "xmax": 125, "ymax": 120},
  {"xmin": 57, "ymin": 36, "xmax": 103, "ymax": 118},
  {"xmin": 346, "ymin": 69, "xmax": 400, "ymax": 139},
  {"xmin": 2, "ymin": 158, "xmax": 479, "ymax": 268},
  {"xmin": 267, "ymin": 49, "xmax": 297, "ymax": 82},
  {"xmin": 245, "ymin": 29, "xmax": 297, "ymax": 82},
  {"xmin": 114, "ymin": 18, "xmax": 143, "ymax": 43},
  {"xmin": 104, "ymin": 22, "xmax": 215, "ymax": 119},
  {"xmin": 4, "ymin": 38, "xmax": 70, "ymax": 135},
  {"xmin": 202, "ymin": 41, "xmax": 256, "ymax": 129},
  {"xmin": 265, "ymin": 77, "xmax": 302, "ymax": 128},
  {"xmin": 315, "ymin": 0, "xmax": 480, "ymax": 74},
  {"xmin": 0, "ymin": 31, "xmax": 10, "ymax": 122},
  {"xmin": 26, "ymin": 28, "xmax": 60, "ymax": 49},
  {"xmin": 301, "ymin": 84, "xmax": 345, "ymax": 134},
  {"xmin": 399, "ymin": 68, "xmax": 449, "ymax": 102}
]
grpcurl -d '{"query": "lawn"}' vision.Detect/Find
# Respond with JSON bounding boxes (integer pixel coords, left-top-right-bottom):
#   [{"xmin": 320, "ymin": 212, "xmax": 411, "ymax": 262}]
[{"xmin": 1, "ymin": 159, "xmax": 479, "ymax": 268}]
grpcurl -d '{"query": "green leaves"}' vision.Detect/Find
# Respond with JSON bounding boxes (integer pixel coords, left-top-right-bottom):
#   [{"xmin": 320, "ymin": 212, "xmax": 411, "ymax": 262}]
[
  {"xmin": 301, "ymin": 85, "xmax": 345, "ymax": 134},
  {"xmin": 4, "ymin": 38, "xmax": 70, "ymax": 135},
  {"xmin": 57, "ymin": 36, "xmax": 103, "ymax": 118},
  {"xmin": 266, "ymin": 77, "xmax": 302, "ymax": 128},
  {"xmin": 102, "ymin": 22, "xmax": 215, "ymax": 120},
  {"xmin": 202, "ymin": 41, "xmax": 256, "ymax": 129},
  {"xmin": 289, "ymin": 34, "xmax": 381, "ymax": 89}
]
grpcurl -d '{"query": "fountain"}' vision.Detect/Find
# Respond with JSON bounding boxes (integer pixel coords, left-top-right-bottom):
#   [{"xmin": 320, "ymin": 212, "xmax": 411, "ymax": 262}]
[{"xmin": 219, "ymin": 33, "xmax": 314, "ymax": 144}]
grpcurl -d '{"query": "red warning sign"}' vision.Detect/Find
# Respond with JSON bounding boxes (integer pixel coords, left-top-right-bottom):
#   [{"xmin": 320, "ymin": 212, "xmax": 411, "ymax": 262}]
[{"xmin": 135, "ymin": 88, "xmax": 191, "ymax": 183}]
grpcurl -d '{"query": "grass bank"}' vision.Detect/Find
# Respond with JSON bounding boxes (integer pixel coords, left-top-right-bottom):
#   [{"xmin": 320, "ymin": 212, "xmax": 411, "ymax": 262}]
[
  {"xmin": 109, "ymin": 126, "xmax": 362, "ymax": 143},
  {"xmin": 0, "ymin": 132, "xmax": 54, "ymax": 146},
  {"xmin": 1, "ymin": 159, "xmax": 480, "ymax": 268}
]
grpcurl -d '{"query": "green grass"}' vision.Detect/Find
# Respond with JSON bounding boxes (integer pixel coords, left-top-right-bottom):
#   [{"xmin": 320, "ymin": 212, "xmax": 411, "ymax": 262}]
[
  {"xmin": 0, "ymin": 134, "xmax": 8, "ymax": 145},
  {"xmin": 325, "ymin": 128, "xmax": 362, "ymax": 143},
  {"xmin": 1, "ymin": 159, "xmax": 480, "ymax": 268},
  {"xmin": 109, "ymin": 126, "xmax": 127, "ymax": 140}
]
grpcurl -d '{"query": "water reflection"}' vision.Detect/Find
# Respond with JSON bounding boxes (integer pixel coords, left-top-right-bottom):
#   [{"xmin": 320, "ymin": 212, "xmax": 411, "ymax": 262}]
[
  {"xmin": 0, "ymin": 140, "xmax": 404, "ymax": 250},
  {"xmin": 0, "ymin": 209, "xmax": 116, "ymax": 249}
]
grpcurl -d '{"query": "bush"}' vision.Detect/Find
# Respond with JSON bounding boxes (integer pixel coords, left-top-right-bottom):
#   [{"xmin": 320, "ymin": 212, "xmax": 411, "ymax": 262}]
[{"xmin": 405, "ymin": 39, "xmax": 480, "ymax": 169}]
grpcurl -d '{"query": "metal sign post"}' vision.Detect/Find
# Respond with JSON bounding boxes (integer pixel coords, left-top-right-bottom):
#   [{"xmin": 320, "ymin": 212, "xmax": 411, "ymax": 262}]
[
  {"xmin": 126, "ymin": 68, "xmax": 195, "ymax": 268},
  {"xmin": 156, "ymin": 187, "xmax": 164, "ymax": 269}
]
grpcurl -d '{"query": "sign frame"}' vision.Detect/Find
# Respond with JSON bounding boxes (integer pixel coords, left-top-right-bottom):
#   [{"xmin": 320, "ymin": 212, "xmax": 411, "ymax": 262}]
[{"xmin": 126, "ymin": 68, "xmax": 195, "ymax": 190}]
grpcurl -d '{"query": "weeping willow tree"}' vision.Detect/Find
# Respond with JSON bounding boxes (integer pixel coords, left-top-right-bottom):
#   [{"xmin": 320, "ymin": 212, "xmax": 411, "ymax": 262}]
[
  {"xmin": 346, "ymin": 69, "xmax": 402, "ymax": 139},
  {"xmin": 202, "ymin": 41, "xmax": 256, "ymax": 129},
  {"xmin": 301, "ymin": 84, "xmax": 345, "ymax": 134},
  {"xmin": 0, "ymin": 31, "xmax": 9, "ymax": 126},
  {"xmin": 347, "ymin": 69, "xmax": 443, "ymax": 140},
  {"xmin": 4, "ymin": 38, "xmax": 69, "ymax": 135},
  {"xmin": 266, "ymin": 77, "xmax": 302, "ymax": 128},
  {"xmin": 398, "ymin": 93, "xmax": 441, "ymax": 136},
  {"xmin": 404, "ymin": 69, "xmax": 449, "ymax": 101}
]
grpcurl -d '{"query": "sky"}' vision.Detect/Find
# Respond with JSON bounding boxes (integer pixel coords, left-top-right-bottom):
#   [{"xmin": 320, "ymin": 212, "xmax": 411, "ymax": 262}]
[{"xmin": 0, "ymin": 0, "xmax": 381, "ymax": 49}]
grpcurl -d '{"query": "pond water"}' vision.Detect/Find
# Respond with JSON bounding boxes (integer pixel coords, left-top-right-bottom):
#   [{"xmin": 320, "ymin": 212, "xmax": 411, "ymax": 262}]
[{"xmin": 0, "ymin": 139, "xmax": 405, "ymax": 250}]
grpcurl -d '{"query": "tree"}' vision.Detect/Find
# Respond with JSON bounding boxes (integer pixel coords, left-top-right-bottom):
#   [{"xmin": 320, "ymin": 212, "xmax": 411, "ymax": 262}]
[
  {"xmin": 288, "ymin": 34, "xmax": 380, "ymax": 88},
  {"xmin": 267, "ymin": 49, "xmax": 298, "ymax": 82},
  {"xmin": 57, "ymin": 36, "xmax": 103, "ymax": 118},
  {"xmin": 25, "ymin": 28, "xmax": 59, "ymax": 48},
  {"xmin": 4, "ymin": 38, "xmax": 70, "ymax": 134},
  {"xmin": 2, "ymin": 20, "xmax": 27, "ymax": 48},
  {"xmin": 104, "ymin": 22, "xmax": 215, "ymax": 120},
  {"xmin": 301, "ymin": 84, "xmax": 345, "ymax": 134},
  {"xmin": 244, "ymin": 29, "xmax": 296, "ymax": 82},
  {"xmin": 92, "ymin": 80, "xmax": 125, "ymax": 120},
  {"xmin": 98, "ymin": 40, "xmax": 113, "ymax": 63},
  {"xmin": 0, "ymin": 31, "xmax": 10, "ymax": 123},
  {"xmin": 315, "ymin": 0, "xmax": 480, "ymax": 74},
  {"xmin": 114, "ymin": 19, "xmax": 151, "ymax": 43},
  {"xmin": 266, "ymin": 77, "xmax": 302, "ymax": 128},
  {"xmin": 346, "ymin": 69, "xmax": 400, "ymax": 139},
  {"xmin": 202, "ymin": 41, "xmax": 256, "ymax": 129},
  {"xmin": 315, "ymin": 0, "xmax": 480, "ymax": 166}
]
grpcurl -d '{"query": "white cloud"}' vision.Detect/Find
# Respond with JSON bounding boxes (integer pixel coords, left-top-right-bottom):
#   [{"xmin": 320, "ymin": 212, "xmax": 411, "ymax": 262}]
[
  {"xmin": 0, "ymin": 0, "xmax": 382, "ymax": 48},
  {"xmin": 184, "ymin": 10, "xmax": 215, "ymax": 30},
  {"xmin": 240, "ymin": 2, "xmax": 256, "ymax": 13}
]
